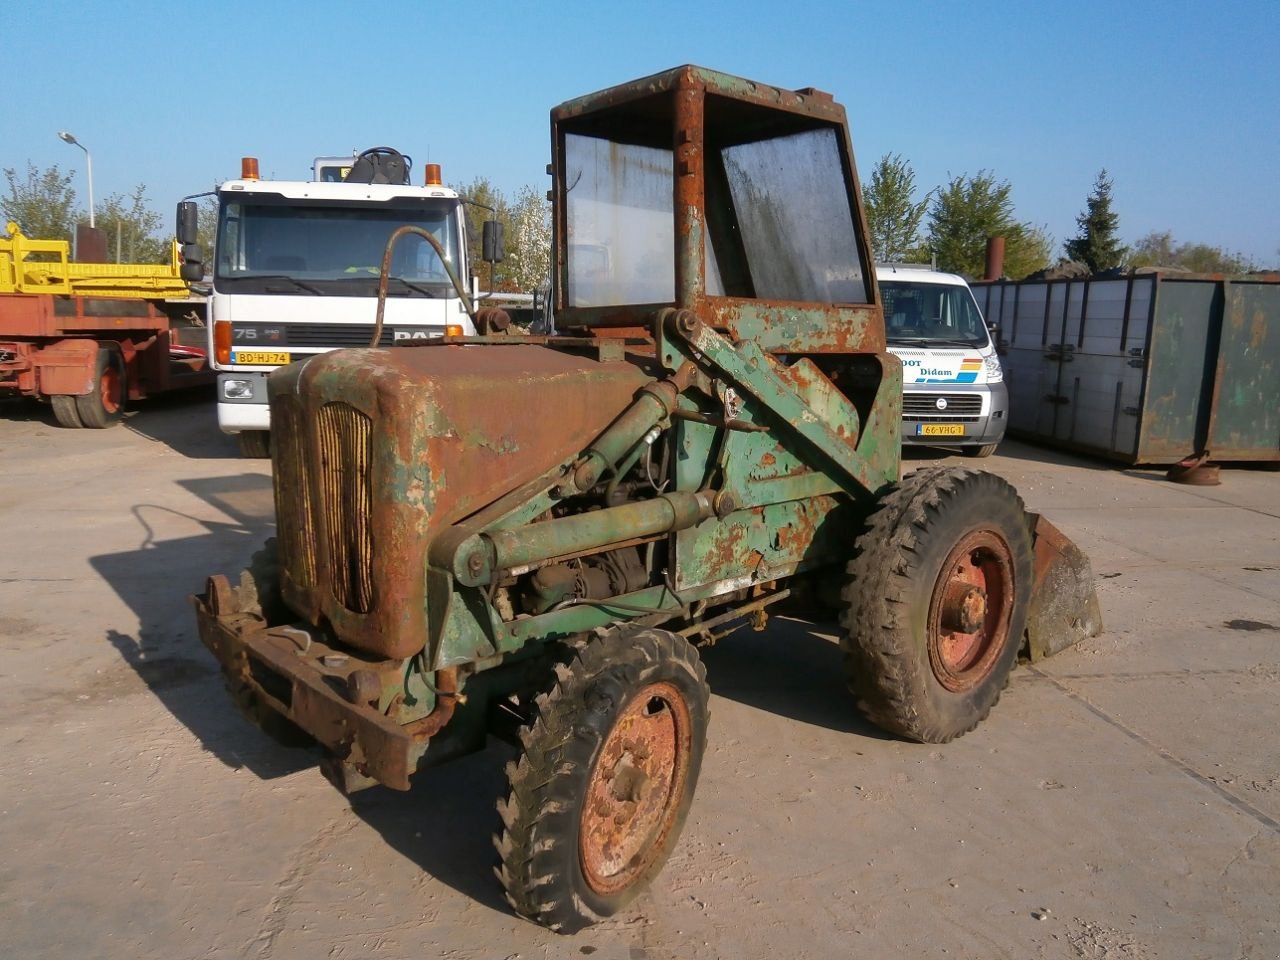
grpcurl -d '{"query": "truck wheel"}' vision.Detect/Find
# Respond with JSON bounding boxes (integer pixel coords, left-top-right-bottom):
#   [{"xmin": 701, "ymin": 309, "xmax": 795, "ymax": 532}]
[
  {"xmin": 965, "ymin": 443, "xmax": 999, "ymax": 458},
  {"xmin": 50, "ymin": 395, "xmax": 84, "ymax": 428},
  {"xmin": 495, "ymin": 626, "xmax": 709, "ymax": 933},
  {"xmin": 75, "ymin": 347, "xmax": 126, "ymax": 428},
  {"xmin": 238, "ymin": 430, "xmax": 271, "ymax": 458},
  {"xmin": 840, "ymin": 467, "xmax": 1032, "ymax": 743}
]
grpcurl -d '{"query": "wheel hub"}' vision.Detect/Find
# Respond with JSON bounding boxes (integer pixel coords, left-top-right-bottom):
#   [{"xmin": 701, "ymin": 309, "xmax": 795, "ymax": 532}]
[
  {"xmin": 101, "ymin": 361, "xmax": 122, "ymax": 414},
  {"xmin": 927, "ymin": 531, "xmax": 1015, "ymax": 692},
  {"xmin": 940, "ymin": 582, "xmax": 987, "ymax": 634},
  {"xmin": 579, "ymin": 681, "xmax": 691, "ymax": 896}
]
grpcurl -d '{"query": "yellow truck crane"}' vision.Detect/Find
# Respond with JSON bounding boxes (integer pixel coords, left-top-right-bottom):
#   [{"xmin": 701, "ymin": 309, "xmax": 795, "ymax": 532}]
[{"xmin": 0, "ymin": 221, "xmax": 212, "ymax": 426}]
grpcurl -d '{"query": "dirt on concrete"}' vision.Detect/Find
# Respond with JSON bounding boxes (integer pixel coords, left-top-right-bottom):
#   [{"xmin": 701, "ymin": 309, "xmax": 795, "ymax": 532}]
[{"xmin": 2, "ymin": 394, "xmax": 1278, "ymax": 959}]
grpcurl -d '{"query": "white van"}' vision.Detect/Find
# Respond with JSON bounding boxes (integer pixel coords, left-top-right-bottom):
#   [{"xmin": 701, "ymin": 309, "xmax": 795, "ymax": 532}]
[{"xmin": 877, "ymin": 264, "xmax": 1007, "ymax": 457}]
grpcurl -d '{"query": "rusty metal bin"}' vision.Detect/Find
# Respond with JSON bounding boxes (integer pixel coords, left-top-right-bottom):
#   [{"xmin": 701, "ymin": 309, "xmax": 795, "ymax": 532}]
[{"xmin": 971, "ymin": 272, "xmax": 1280, "ymax": 464}]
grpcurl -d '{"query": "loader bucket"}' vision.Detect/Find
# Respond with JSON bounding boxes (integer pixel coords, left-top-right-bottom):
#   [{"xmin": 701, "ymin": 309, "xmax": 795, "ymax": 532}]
[{"xmin": 1023, "ymin": 513, "xmax": 1103, "ymax": 661}]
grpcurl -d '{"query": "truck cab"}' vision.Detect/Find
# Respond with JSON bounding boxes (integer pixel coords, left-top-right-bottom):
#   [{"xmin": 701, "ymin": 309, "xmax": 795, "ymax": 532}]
[
  {"xmin": 879, "ymin": 264, "xmax": 1007, "ymax": 457},
  {"xmin": 203, "ymin": 156, "xmax": 477, "ymax": 456}
]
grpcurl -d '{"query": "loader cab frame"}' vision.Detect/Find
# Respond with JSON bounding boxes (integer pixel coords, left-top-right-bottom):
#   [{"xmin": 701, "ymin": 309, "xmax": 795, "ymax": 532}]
[{"xmin": 550, "ymin": 65, "xmax": 885, "ymax": 356}]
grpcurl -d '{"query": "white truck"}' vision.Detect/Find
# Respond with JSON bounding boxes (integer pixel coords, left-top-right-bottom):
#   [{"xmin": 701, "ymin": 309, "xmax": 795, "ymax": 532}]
[
  {"xmin": 878, "ymin": 263, "xmax": 1008, "ymax": 457},
  {"xmin": 180, "ymin": 148, "xmax": 487, "ymax": 457}
]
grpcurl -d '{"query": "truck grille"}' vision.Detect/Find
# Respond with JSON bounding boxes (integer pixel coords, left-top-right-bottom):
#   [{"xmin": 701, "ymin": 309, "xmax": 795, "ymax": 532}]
[
  {"xmin": 316, "ymin": 402, "xmax": 374, "ymax": 613},
  {"xmin": 903, "ymin": 394, "xmax": 983, "ymax": 419},
  {"xmin": 285, "ymin": 324, "xmax": 440, "ymax": 348},
  {"xmin": 271, "ymin": 397, "xmax": 316, "ymax": 588}
]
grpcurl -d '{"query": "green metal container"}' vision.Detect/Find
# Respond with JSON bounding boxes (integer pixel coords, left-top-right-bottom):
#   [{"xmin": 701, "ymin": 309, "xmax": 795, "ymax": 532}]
[{"xmin": 972, "ymin": 272, "xmax": 1280, "ymax": 464}]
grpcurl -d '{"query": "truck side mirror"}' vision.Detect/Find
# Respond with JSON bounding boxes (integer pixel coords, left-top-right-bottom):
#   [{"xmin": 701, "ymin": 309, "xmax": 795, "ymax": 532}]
[
  {"xmin": 176, "ymin": 201, "xmax": 199, "ymax": 245},
  {"xmin": 180, "ymin": 242, "xmax": 204, "ymax": 282},
  {"xmin": 482, "ymin": 220, "xmax": 505, "ymax": 263}
]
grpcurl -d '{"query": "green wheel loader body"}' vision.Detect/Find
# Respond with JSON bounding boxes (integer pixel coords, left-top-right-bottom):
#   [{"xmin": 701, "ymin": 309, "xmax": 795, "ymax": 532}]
[{"xmin": 192, "ymin": 64, "xmax": 1100, "ymax": 923}]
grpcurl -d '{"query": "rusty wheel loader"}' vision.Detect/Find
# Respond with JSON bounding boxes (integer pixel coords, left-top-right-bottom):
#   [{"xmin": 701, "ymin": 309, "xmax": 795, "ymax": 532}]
[{"xmin": 193, "ymin": 65, "xmax": 1101, "ymax": 933}]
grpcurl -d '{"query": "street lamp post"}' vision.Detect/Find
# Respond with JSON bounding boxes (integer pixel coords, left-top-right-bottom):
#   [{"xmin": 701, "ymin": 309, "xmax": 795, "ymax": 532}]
[{"xmin": 57, "ymin": 131, "xmax": 94, "ymax": 228}]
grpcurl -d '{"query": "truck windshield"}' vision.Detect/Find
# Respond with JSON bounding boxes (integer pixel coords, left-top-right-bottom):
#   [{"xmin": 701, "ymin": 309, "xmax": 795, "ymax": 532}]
[
  {"xmin": 214, "ymin": 195, "xmax": 461, "ymax": 296},
  {"xmin": 881, "ymin": 280, "xmax": 990, "ymax": 347}
]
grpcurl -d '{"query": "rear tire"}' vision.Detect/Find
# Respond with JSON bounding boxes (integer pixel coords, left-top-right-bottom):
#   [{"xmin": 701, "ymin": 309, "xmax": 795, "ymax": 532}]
[
  {"xmin": 965, "ymin": 443, "xmax": 999, "ymax": 458},
  {"xmin": 839, "ymin": 467, "xmax": 1032, "ymax": 743},
  {"xmin": 238, "ymin": 430, "xmax": 271, "ymax": 458},
  {"xmin": 75, "ymin": 347, "xmax": 126, "ymax": 428},
  {"xmin": 495, "ymin": 626, "xmax": 709, "ymax": 933},
  {"xmin": 50, "ymin": 395, "xmax": 83, "ymax": 428}
]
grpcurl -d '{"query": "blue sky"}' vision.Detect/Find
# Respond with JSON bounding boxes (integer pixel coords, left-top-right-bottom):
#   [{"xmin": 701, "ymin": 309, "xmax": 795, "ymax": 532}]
[{"xmin": 5, "ymin": 0, "xmax": 1277, "ymax": 266}]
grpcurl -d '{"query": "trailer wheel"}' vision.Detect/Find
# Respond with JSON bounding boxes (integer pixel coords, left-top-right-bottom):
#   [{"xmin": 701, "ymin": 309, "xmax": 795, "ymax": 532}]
[
  {"xmin": 50, "ymin": 395, "xmax": 84, "ymax": 428},
  {"xmin": 840, "ymin": 467, "xmax": 1032, "ymax": 743},
  {"xmin": 75, "ymin": 347, "xmax": 126, "ymax": 428},
  {"xmin": 495, "ymin": 626, "xmax": 709, "ymax": 933},
  {"xmin": 238, "ymin": 430, "xmax": 271, "ymax": 459}
]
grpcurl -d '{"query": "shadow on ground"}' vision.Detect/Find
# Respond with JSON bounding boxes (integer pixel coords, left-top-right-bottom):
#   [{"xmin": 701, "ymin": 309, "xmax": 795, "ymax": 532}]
[
  {"xmin": 2, "ymin": 388, "xmax": 235, "ymax": 462},
  {"xmin": 351, "ymin": 743, "xmax": 519, "ymax": 917},
  {"xmin": 0, "ymin": 396, "xmax": 54, "ymax": 424},
  {"xmin": 347, "ymin": 614, "xmax": 899, "ymax": 919},
  {"xmin": 89, "ymin": 471, "xmax": 307, "ymax": 780},
  {"xmin": 122, "ymin": 387, "xmax": 240, "ymax": 459},
  {"xmin": 902, "ymin": 437, "xmax": 1121, "ymax": 473},
  {"xmin": 698, "ymin": 615, "xmax": 893, "ymax": 740}
]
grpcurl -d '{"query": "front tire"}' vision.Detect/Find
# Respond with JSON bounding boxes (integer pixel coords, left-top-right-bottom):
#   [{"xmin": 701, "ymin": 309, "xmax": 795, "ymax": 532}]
[
  {"xmin": 840, "ymin": 467, "xmax": 1032, "ymax": 743},
  {"xmin": 495, "ymin": 627, "xmax": 710, "ymax": 933},
  {"xmin": 965, "ymin": 442, "xmax": 999, "ymax": 458}
]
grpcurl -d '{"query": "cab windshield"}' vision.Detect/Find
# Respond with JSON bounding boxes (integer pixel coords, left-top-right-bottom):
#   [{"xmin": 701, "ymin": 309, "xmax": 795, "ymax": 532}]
[
  {"xmin": 562, "ymin": 97, "xmax": 867, "ymax": 308},
  {"xmin": 881, "ymin": 280, "xmax": 990, "ymax": 347},
  {"xmin": 214, "ymin": 195, "xmax": 461, "ymax": 296}
]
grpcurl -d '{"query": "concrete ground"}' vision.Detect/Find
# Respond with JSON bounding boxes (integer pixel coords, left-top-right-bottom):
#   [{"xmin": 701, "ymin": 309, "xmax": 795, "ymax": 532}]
[{"xmin": 1, "ymin": 391, "xmax": 1277, "ymax": 960}]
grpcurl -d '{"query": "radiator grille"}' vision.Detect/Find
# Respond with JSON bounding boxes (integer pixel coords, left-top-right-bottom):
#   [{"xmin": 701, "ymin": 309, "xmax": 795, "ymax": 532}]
[
  {"xmin": 316, "ymin": 402, "xmax": 373, "ymax": 613},
  {"xmin": 903, "ymin": 394, "xmax": 983, "ymax": 417},
  {"xmin": 285, "ymin": 324, "xmax": 441, "ymax": 348},
  {"xmin": 271, "ymin": 397, "xmax": 316, "ymax": 587}
]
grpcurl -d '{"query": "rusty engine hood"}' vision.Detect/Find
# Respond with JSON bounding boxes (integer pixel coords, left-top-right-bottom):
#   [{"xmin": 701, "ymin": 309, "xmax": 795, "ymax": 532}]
[{"xmin": 267, "ymin": 342, "xmax": 656, "ymax": 659}]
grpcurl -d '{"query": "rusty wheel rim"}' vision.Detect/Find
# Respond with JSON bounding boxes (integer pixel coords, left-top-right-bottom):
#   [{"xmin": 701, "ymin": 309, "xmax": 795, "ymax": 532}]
[
  {"xmin": 927, "ymin": 530, "xmax": 1015, "ymax": 693},
  {"xmin": 100, "ymin": 360, "xmax": 122, "ymax": 414},
  {"xmin": 579, "ymin": 680, "xmax": 692, "ymax": 897}
]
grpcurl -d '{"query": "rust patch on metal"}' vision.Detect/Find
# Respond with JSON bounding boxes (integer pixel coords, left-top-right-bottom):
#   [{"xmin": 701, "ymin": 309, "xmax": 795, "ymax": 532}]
[
  {"xmin": 192, "ymin": 581, "xmax": 462, "ymax": 791},
  {"xmin": 1165, "ymin": 451, "xmax": 1221, "ymax": 485},
  {"xmin": 927, "ymin": 530, "xmax": 1014, "ymax": 693},
  {"xmin": 404, "ymin": 667, "xmax": 459, "ymax": 740},
  {"xmin": 271, "ymin": 345, "xmax": 655, "ymax": 659},
  {"xmin": 1025, "ymin": 514, "xmax": 1103, "ymax": 661},
  {"xmin": 579, "ymin": 679, "xmax": 693, "ymax": 896}
]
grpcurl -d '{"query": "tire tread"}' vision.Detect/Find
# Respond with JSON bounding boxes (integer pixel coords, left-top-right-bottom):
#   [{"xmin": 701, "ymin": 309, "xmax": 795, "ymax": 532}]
[
  {"xmin": 839, "ymin": 467, "xmax": 1030, "ymax": 743},
  {"xmin": 495, "ymin": 627, "xmax": 708, "ymax": 933}
]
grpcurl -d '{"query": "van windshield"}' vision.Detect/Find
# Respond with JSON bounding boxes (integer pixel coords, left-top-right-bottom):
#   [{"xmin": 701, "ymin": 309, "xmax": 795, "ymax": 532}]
[{"xmin": 881, "ymin": 279, "xmax": 989, "ymax": 347}]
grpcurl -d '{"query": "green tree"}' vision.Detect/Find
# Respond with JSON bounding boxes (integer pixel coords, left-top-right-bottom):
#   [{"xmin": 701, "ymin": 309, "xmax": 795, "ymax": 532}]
[
  {"xmin": 95, "ymin": 184, "xmax": 167, "ymax": 263},
  {"xmin": 862, "ymin": 153, "xmax": 931, "ymax": 262},
  {"xmin": 925, "ymin": 171, "xmax": 1051, "ymax": 279},
  {"xmin": 4, "ymin": 163, "xmax": 178, "ymax": 265},
  {"xmin": 452, "ymin": 176, "xmax": 513, "ymax": 286},
  {"xmin": 2, "ymin": 162, "xmax": 78, "ymax": 241},
  {"xmin": 1065, "ymin": 169, "xmax": 1126, "ymax": 272},
  {"xmin": 505, "ymin": 185, "xmax": 551, "ymax": 291},
  {"xmin": 451, "ymin": 177, "xmax": 552, "ymax": 291},
  {"xmin": 195, "ymin": 194, "xmax": 219, "ymax": 267},
  {"xmin": 1129, "ymin": 231, "xmax": 1257, "ymax": 273}
]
